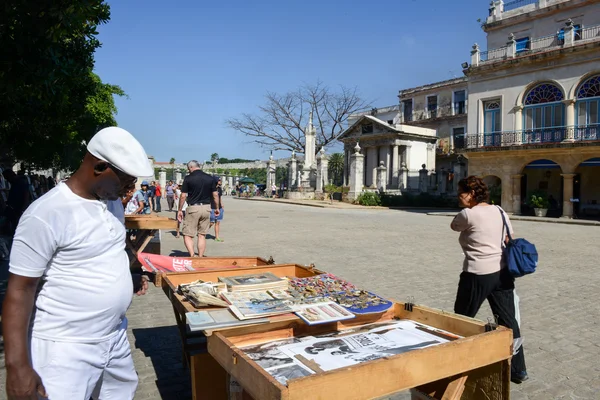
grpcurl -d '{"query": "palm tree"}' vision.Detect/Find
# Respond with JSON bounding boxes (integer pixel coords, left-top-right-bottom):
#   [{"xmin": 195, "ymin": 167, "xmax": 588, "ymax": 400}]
[
  {"xmin": 328, "ymin": 153, "xmax": 344, "ymax": 186},
  {"xmin": 210, "ymin": 153, "xmax": 219, "ymax": 162}
]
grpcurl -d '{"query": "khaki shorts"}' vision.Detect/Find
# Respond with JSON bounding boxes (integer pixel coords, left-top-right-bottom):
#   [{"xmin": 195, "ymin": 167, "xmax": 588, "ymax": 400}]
[{"xmin": 181, "ymin": 205, "xmax": 212, "ymax": 237}]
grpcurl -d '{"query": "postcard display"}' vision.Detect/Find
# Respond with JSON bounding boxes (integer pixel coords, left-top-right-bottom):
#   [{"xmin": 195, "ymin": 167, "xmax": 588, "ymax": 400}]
[{"xmin": 162, "ymin": 264, "xmax": 513, "ymax": 400}]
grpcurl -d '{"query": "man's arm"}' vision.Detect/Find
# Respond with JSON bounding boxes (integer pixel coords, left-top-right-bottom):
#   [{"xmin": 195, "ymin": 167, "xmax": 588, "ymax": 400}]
[
  {"xmin": 177, "ymin": 193, "xmax": 187, "ymax": 222},
  {"xmin": 212, "ymin": 191, "xmax": 220, "ymax": 216},
  {"xmin": 135, "ymin": 200, "xmax": 145, "ymax": 214},
  {"xmin": 4, "ymin": 274, "xmax": 47, "ymax": 399}
]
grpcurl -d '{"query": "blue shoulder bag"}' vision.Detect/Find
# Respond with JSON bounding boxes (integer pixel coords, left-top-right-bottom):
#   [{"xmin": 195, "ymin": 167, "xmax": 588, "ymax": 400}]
[{"xmin": 497, "ymin": 207, "xmax": 538, "ymax": 278}]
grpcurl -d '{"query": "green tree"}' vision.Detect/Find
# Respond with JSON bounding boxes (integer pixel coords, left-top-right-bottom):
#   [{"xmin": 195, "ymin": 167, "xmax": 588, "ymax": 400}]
[
  {"xmin": 210, "ymin": 153, "xmax": 219, "ymax": 162},
  {"xmin": 1, "ymin": 1, "xmax": 114, "ymax": 169},
  {"xmin": 328, "ymin": 153, "xmax": 344, "ymax": 186}
]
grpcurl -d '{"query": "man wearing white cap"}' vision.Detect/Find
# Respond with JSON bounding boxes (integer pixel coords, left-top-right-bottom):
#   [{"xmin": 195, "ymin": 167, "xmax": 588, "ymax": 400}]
[{"xmin": 3, "ymin": 127, "xmax": 152, "ymax": 399}]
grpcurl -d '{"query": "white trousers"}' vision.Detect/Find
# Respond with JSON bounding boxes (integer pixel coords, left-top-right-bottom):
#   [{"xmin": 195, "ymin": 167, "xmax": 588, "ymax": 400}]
[{"xmin": 31, "ymin": 328, "xmax": 138, "ymax": 400}]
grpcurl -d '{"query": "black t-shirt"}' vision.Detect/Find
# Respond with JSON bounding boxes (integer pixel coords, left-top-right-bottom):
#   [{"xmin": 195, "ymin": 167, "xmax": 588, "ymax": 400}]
[
  {"xmin": 181, "ymin": 170, "xmax": 217, "ymax": 206},
  {"xmin": 148, "ymin": 185, "xmax": 156, "ymax": 197}
]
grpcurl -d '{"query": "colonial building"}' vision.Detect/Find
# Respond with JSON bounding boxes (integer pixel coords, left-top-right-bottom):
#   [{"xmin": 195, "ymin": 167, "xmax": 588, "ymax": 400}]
[
  {"xmin": 398, "ymin": 77, "xmax": 469, "ymax": 192},
  {"xmin": 338, "ymin": 115, "xmax": 438, "ymax": 198},
  {"xmin": 461, "ymin": 0, "xmax": 600, "ymax": 218}
]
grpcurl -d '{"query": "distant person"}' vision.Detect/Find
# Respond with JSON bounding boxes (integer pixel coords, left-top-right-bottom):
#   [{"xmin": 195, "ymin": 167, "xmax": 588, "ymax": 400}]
[
  {"xmin": 177, "ymin": 161, "xmax": 219, "ymax": 257},
  {"xmin": 235, "ymin": 183, "xmax": 241, "ymax": 198},
  {"xmin": 174, "ymin": 184, "xmax": 187, "ymax": 239},
  {"xmin": 134, "ymin": 181, "xmax": 151, "ymax": 214},
  {"xmin": 165, "ymin": 180, "xmax": 175, "ymax": 211},
  {"xmin": 148, "ymin": 181, "xmax": 156, "ymax": 212},
  {"xmin": 450, "ymin": 176, "xmax": 528, "ymax": 384},
  {"xmin": 154, "ymin": 181, "xmax": 162, "ymax": 212},
  {"xmin": 210, "ymin": 178, "xmax": 225, "ymax": 242}
]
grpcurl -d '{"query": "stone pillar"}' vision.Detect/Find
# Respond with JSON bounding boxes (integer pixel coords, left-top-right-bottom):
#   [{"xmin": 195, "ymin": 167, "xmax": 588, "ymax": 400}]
[
  {"xmin": 514, "ymin": 105, "xmax": 523, "ymax": 144},
  {"xmin": 175, "ymin": 170, "xmax": 182, "ymax": 185},
  {"xmin": 228, "ymin": 175, "xmax": 233, "ymax": 188},
  {"xmin": 348, "ymin": 143, "xmax": 365, "ymax": 200},
  {"xmin": 221, "ymin": 175, "xmax": 227, "ymax": 185},
  {"xmin": 429, "ymin": 170, "xmax": 437, "ymax": 194},
  {"xmin": 471, "ymin": 43, "xmax": 480, "ymax": 66},
  {"xmin": 304, "ymin": 112, "xmax": 317, "ymax": 170},
  {"xmin": 379, "ymin": 146, "xmax": 390, "ymax": 187},
  {"xmin": 501, "ymin": 174, "xmax": 514, "ymax": 213},
  {"xmin": 267, "ymin": 155, "xmax": 276, "ymax": 196},
  {"xmin": 376, "ymin": 161, "xmax": 387, "ymax": 192},
  {"xmin": 316, "ymin": 152, "xmax": 323, "ymax": 194},
  {"xmin": 288, "ymin": 151, "xmax": 298, "ymax": 188},
  {"xmin": 367, "ymin": 147, "xmax": 378, "ymax": 188},
  {"xmin": 159, "ymin": 168, "xmax": 167, "ymax": 192},
  {"xmin": 563, "ymin": 99, "xmax": 576, "ymax": 141},
  {"xmin": 511, "ymin": 174, "xmax": 523, "ymax": 215},
  {"xmin": 321, "ymin": 152, "xmax": 329, "ymax": 188},
  {"xmin": 561, "ymin": 173, "xmax": 576, "ymax": 218},
  {"xmin": 426, "ymin": 143, "xmax": 436, "ymax": 173},
  {"xmin": 343, "ymin": 149, "xmax": 349, "ymax": 186},
  {"xmin": 506, "ymin": 33, "xmax": 516, "ymax": 58},
  {"xmin": 391, "ymin": 144, "xmax": 399, "ymax": 188},
  {"xmin": 400, "ymin": 162, "xmax": 408, "ymax": 191},
  {"xmin": 403, "ymin": 145, "xmax": 412, "ymax": 172},
  {"xmin": 438, "ymin": 170, "xmax": 447, "ymax": 194},
  {"xmin": 418, "ymin": 164, "xmax": 428, "ymax": 193},
  {"xmin": 564, "ymin": 19, "xmax": 575, "ymax": 47}
]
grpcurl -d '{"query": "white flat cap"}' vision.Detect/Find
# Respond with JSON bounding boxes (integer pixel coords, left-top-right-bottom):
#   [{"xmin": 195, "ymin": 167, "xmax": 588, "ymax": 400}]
[{"xmin": 87, "ymin": 127, "xmax": 153, "ymax": 177}]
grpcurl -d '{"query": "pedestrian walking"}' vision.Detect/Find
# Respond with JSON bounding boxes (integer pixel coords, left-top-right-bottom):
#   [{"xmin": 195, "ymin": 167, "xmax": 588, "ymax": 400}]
[
  {"xmin": 3, "ymin": 126, "xmax": 151, "ymax": 400},
  {"xmin": 177, "ymin": 161, "xmax": 219, "ymax": 257},
  {"xmin": 166, "ymin": 180, "xmax": 175, "ymax": 211},
  {"xmin": 210, "ymin": 178, "xmax": 225, "ymax": 242},
  {"xmin": 450, "ymin": 175, "xmax": 528, "ymax": 384},
  {"xmin": 154, "ymin": 181, "xmax": 162, "ymax": 212}
]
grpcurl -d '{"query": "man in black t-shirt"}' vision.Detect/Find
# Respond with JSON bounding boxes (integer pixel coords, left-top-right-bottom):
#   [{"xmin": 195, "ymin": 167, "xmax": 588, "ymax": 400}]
[{"xmin": 177, "ymin": 160, "xmax": 219, "ymax": 257}]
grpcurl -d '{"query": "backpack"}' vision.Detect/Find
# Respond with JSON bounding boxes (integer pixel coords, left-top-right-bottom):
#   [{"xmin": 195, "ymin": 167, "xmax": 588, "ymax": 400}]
[{"xmin": 497, "ymin": 207, "xmax": 538, "ymax": 278}]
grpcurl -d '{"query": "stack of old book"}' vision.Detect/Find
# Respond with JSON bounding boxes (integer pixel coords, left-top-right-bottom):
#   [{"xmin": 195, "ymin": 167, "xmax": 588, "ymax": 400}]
[{"xmin": 218, "ymin": 272, "xmax": 288, "ymax": 292}]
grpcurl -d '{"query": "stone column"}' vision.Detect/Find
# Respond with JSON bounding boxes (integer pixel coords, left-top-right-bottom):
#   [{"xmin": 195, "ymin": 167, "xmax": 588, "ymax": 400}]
[
  {"xmin": 228, "ymin": 175, "xmax": 233, "ymax": 188},
  {"xmin": 175, "ymin": 170, "xmax": 182, "ymax": 185},
  {"xmin": 267, "ymin": 156, "xmax": 276, "ymax": 196},
  {"xmin": 563, "ymin": 99, "xmax": 576, "ymax": 141},
  {"xmin": 288, "ymin": 151, "xmax": 297, "ymax": 188},
  {"xmin": 506, "ymin": 33, "xmax": 516, "ymax": 58},
  {"xmin": 418, "ymin": 164, "xmax": 429, "ymax": 193},
  {"xmin": 391, "ymin": 144, "xmax": 399, "ymax": 188},
  {"xmin": 438, "ymin": 169, "xmax": 447, "ymax": 194},
  {"xmin": 426, "ymin": 143, "xmax": 436, "ymax": 173},
  {"xmin": 379, "ymin": 146, "xmax": 391, "ymax": 187},
  {"xmin": 367, "ymin": 147, "xmax": 378, "ymax": 188},
  {"xmin": 561, "ymin": 173, "xmax": 576, "ymax": 218},
  {"xmin": 564, "ymin": 18, "xmax": 575, "ymax": 47},
  {"xmin": 514, "ymin": 105, "xmax": 523, "ymax": 145},
  {"xmin": 471, "ymin": 43, "xmax": 480, "ymax": 66},
  {"xmin": 511, "ymin": 174, "xmax": 523, "ymax": 214},
  {"xmin": 348, "ymin": 143, "xmax": 365, "ymax": 200},
  {"xmin": 376, "ymin": 161, "xmax": 387, "ymax": 192},
  {"xmin": 400, "ymin": 162, "xmax": 408, "ymax": 191},
  {"xmin": 403, "ymin": 145, "xmax": 412, "ymax": 172},
  {"xmin": 159, "ymin": 168, "xmax": 167, "ymax": 192},
  {"xmin": 321, "ymin": 153, "xmax": 329, "ymax": 188},
  {"xmin": 343, "ymin": 149, "xmax": 349, "ymax": 186},
  {"xmin": 316, "ymin": 152, "xmax": 323, "ymax": 194}
]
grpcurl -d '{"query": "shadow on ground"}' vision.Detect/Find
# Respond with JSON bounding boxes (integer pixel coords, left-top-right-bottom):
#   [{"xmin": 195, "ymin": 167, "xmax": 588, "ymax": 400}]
[{"xmin": 132, "ymin": 326, "xmax": 192, "ymax": 400}]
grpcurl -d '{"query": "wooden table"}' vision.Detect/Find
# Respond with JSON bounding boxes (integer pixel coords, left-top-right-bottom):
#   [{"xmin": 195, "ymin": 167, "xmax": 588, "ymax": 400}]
[
  {"xmin": 124, "ymin": 215, "xmax": 177, "ymax": 269},
  {"xmin": 163, "ymin": 265, "xmax": 512, "ymax": 400}
]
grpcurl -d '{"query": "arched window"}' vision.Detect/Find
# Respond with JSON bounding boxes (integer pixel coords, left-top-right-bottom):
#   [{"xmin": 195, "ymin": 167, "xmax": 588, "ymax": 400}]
[
  {"xmin": 523, "ymin": 83, "xmax": 565, "ymax": 133},
  {"xmin": 576, "ymin": 75, "xmax": 600, "ymax": 128}
]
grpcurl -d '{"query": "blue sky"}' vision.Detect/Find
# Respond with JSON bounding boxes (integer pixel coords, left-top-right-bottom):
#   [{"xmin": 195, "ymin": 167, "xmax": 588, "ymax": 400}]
[{"xmin": 94, "ymin": 0, "xmax": 487, "ymax": 163}]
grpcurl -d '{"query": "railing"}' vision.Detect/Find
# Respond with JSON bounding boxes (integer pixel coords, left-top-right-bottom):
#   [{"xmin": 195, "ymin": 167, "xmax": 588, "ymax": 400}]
[
  {"xmin": 530, "ymin": 34, "xmax": 559, "ymax": 51},
  {"xmin": 458, "ymin": 125, "xmax": 600, "ymax": 149},
  {"xmin": 401, "ymin": 105, "xmax": 467, "ymax": 123},
  {"xmin": 581, "ymin": 25, "xmax": 600, "ymax": 42},
  {"xmin": 503, "ymin": 0, "xmax": 537, "ymax": 12},
  {"xmin": 480, "ymin": 47, "xmax": 508, "ymax": 62}
]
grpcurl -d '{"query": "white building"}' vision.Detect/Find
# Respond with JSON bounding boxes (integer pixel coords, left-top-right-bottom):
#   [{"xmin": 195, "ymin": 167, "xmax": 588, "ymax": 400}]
[{"xmin": 462, "ymin": 0, "xmax": 600, "ymax": 218}]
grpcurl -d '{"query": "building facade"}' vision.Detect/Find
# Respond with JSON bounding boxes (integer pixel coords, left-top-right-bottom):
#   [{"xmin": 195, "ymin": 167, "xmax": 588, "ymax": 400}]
[
  {"xmin": 461, "ymin": 0, "xmax": 600, "ymax": 218},
  {"xmin": 338, "ymin": 115, "xmax": 438, "ymax": 196},
  {"xmin": 398, "ymin": 77, "xmax": 469, "ymax": 193}
]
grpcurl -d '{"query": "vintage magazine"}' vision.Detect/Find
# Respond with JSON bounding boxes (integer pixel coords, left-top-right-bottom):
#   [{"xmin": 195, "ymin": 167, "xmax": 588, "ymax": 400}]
[
  {"xmin": 279, "ymin": 320, "xmax": 452, "ymax": 372},
  {"xmin": 186, "ymin": 310, "xmax": 269, "ymax": 331},
  {"xmin": 221, "ymin": 291, "xmax": 293, "ymax": 320},
  {"xmin": 219, "ymin": 272, "xmax": 288, "ymax": 292},
  {"xmin": 294, "ymin": 301, "xmax": 355, "ymax": 325}
]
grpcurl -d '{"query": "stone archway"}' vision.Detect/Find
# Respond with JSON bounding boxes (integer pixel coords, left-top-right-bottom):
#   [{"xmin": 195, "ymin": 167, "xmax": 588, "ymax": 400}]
[
  {"xmin": 521, "ymin": 159, "xmax": 562, "ymax": 217},
  {"xmin": 482, "ymin": 175, "xmax": 502, "ymax": 206},
  {"xmin": 574, "ymin": 157, "xmax": 600, "ymax": 219}
]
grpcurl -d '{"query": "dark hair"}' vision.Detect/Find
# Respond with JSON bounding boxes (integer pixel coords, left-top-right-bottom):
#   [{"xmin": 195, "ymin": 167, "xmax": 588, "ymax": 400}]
[{"xmin": 458, "ymin": 176, "xmax": 489, "ymax": 204}]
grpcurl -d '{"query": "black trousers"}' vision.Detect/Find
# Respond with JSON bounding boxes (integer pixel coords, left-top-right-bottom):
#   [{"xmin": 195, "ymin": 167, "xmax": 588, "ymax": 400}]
[{"xmin": 454, "ymin": 269, "xmax": 527, "ymax": 374}]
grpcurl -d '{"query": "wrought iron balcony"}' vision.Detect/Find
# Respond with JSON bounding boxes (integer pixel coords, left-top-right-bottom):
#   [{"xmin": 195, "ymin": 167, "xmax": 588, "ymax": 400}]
[{"xmin": 458, "ymin": 125, "xmax": 600, "ymax": 150}]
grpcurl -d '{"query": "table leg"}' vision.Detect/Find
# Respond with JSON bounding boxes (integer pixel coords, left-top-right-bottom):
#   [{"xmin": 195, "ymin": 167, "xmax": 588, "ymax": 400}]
[{"xmin": 128, "ymin": 229, "xmax": 156, "ymax": 268}]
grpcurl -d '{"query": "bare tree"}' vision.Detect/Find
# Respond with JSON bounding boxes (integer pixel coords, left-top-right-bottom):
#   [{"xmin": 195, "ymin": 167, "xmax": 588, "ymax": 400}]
[{"xmin": 226, "ymin": 81, "xmax": 369, "ymax": 154}]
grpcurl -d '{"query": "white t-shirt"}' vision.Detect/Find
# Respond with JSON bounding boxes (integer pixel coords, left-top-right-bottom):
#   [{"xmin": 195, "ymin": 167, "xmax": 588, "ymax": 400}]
[{"xmin": 9, "ymin": 182, "xmax": 133, "ymax": 342}]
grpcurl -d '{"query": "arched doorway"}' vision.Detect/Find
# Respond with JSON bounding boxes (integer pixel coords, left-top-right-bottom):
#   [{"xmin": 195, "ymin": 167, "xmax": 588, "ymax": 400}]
[
  {"xmin": 574, "ymin": 157, "xmax": 600, "ymax": 219},
  {"xmin": 521, "ymin": 159, "xmax": 562, "ymax": 216},
  {"xmin": 483, "ymin": 175, "xmax": 502, "ymax": 205}
]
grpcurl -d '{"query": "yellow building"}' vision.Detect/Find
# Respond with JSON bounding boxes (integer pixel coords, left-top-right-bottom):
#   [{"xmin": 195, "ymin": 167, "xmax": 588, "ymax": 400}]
[{"xmin": 461, "ymin": 0, "xmax": 600, "ymax": 219}]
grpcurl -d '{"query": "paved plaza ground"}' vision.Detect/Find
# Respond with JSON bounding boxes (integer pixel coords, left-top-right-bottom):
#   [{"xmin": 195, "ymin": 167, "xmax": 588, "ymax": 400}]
[{"xmin": 1, "ymin": 198, "xmax": 599, "ymax": 399}]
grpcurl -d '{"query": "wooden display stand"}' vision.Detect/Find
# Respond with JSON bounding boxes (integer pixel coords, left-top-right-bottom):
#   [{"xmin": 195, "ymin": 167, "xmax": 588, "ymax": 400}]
[
  {"xmin": 124, "ymin": 215, "xmax": 177, "ymax": 268},
  {"xmin": 163, "ymin": 266, "xmax": 512, "ymax": 400},
  {"xmin": 151, "ymin": 256, "xmax": 272, "ymax": 287}
]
